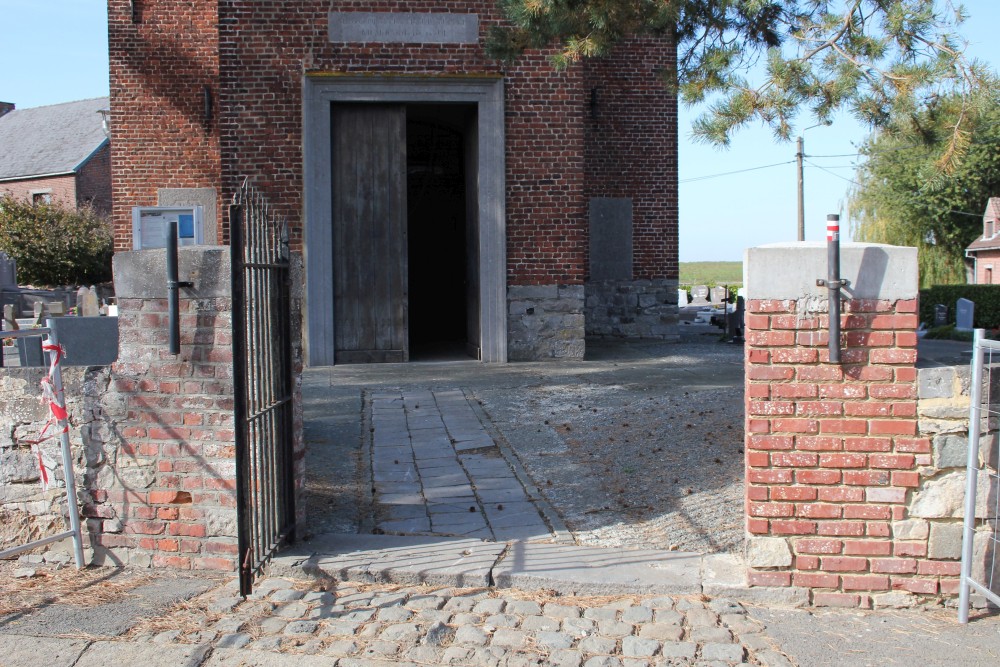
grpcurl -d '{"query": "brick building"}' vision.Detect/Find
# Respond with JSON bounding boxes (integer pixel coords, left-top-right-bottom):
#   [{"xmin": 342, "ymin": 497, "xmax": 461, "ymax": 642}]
[
  {"xmin": 965, "ymin": 197, "xmax": 1000, "ymax": 284},
  {"xmin": 108, "ymin": 1, "xmax": 679, "ymax": 364},
  {"xmin": 0, "ymin": 97, "xmax": 112, "ymax": 215}
]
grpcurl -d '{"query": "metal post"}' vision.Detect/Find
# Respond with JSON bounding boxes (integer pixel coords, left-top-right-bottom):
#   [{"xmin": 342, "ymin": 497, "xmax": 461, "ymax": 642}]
[
  {"xmin": 959, "ymin": 328, "xmax": 985, "ymax": 623},
  {"xmin": 166, "ymin": 220, "xmax": 181, "ymax": 355},
  {"xmin": 796, "ymin": 136, "xmax": 805, "ymax": 242},
  {"xmin": 827, "ymin": 215, "xmax": 841, "ymax": 363},
  {"xmin": 45, "ymin": 321, "xmax": 85, "ymax": 569},
  {"xmin": 816, "ymin": 214, "xmax": 848, "ymax": 364}
]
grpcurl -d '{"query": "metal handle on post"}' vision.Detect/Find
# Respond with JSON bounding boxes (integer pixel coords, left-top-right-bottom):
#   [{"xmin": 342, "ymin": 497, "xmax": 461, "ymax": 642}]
[
  {"xmin": 816, "ymin": 214, "xmax": 849, "ymax": 364},
  {"xmin": 166, "ymin": 221, "xmax": 193, "ymax": 355}
]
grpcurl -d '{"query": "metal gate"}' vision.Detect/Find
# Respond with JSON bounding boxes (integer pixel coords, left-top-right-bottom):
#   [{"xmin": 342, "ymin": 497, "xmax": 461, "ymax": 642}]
[
  {"xmin": 960, "ymin": 329, "xmax": 1000, "ymax": 621},
  {"xmin": 230, "ymin": 179, "xmax": 296, "ymax": 596}
]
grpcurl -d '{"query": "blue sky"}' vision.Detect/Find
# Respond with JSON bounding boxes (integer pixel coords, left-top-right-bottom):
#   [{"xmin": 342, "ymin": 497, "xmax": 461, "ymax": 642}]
[{"xmin": 1, "ymin": 0, "xmax": 996, "ymax": 262}]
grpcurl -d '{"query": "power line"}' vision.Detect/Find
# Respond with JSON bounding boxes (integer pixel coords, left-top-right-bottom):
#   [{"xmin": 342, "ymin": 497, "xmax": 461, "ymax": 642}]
[
  {"xmin": 679, "ymin": 159, "xmax": 794, "ymax": 184},
  {"xmin": 804, "ymin": 159, "xmax": 860, "ymax": 186}
]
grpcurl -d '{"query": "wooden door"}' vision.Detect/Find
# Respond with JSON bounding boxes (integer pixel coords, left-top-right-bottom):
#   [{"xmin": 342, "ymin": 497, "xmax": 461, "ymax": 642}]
[{"xmin": 332, "ymin": 104, "xmax": 408, "ymax": 363}]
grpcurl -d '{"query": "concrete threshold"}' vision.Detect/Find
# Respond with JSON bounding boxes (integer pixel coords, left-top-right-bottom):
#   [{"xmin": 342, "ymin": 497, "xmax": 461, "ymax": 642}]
[{"xmin": 268, "ymin": 533, "xmax": 808, "ymax": 605}]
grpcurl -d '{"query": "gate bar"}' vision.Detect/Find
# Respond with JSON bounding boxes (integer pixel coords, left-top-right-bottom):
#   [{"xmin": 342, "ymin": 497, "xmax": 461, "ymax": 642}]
[
  {"xmin": 960, "ymin": 328, "xmax": 987, "ymax": 622},
  {"xmin": 230, "ymin": 202, "xmax": 254, "ymax": 596}
]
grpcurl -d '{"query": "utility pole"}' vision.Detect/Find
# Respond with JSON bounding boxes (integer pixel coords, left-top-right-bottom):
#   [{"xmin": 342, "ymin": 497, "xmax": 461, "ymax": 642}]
[{"xmin": 796, "ymin": 135, "xmax": 805, "ymax": 242}]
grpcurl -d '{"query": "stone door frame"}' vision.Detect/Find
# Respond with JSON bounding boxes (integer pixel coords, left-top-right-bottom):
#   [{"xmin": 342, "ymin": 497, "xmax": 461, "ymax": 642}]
[{"xmin": 303, "ymin": 75, "xmax": 507, "ymax": 366}]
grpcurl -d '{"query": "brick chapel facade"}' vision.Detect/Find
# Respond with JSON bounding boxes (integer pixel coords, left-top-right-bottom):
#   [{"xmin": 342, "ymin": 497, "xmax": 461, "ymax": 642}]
[{"xmin": 108, "ymin": 0, "xmax": 679, "ymax": 364}]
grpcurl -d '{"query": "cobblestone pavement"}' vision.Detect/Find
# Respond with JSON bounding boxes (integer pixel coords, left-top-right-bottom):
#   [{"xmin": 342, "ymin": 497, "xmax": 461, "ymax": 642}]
[
  {"xmin": 369, "ymin": 389, "xmax": 558, "ymax": 542},
  {"xmin": 129, "ymin": 576, "xmax": 791, "ymax": 666}
]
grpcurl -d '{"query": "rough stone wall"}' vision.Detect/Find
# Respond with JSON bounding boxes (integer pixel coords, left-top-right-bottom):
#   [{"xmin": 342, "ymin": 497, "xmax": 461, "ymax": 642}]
[
  {"xmin": 0, "ymin": 174, "xmax": 77, "ymax": 208},
  {"xmin": 508, "ymin": 285, "xmax": 585, "ymax": 360},
  {"xmin": 743, "ymin": 293, "xmax": 978, "ymax": 607},
  {"xmin": 0, "ymin": 367, "xmax": 87, "ymax": 561},
  {"xmin": 585, "ymin": 278, "xmax": 680, "ymax": 340},
  {"xmin": 108, "ymin": 0, "xmax": 222, "ymax": 251}
]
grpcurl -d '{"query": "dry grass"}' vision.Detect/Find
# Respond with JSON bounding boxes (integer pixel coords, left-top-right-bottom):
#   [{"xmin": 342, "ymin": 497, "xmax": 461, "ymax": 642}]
[{"xmin": 0, "ymin": 560, "xmax": 154, "ymax": 616}]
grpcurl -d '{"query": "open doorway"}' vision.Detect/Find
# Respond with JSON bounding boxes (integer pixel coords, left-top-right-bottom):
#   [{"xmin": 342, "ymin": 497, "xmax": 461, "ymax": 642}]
[
  {"xmin": 305, "ymin": 77, "xmax": 506, "ymax": 366},
  {"xmin": 329, "ymin": 102, "xmax": 479, "ymax": 363},
  {"xmin": 406, "ymin": 104, "xmax": 478, "ymax": 361}
]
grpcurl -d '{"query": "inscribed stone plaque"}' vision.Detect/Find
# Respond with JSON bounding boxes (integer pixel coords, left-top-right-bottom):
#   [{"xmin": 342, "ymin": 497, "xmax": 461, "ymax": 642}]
[
  {"xmin": 329, "ymin": 12, "xmax": 479, "ymax": 44},
  {"xmin": 589, "ymin": 198, "xmax": 632, "ymax": 281},
  {"xmin": 710, "ymin": 286, "xmax": 729, "ymax": 304},
  {"xmin": 690, "ymin": 285, "xmax": 709, "ymax": 305},
  {"xmin": 956, "ymin": 297, "xmax": 975, "ymax": 331}
]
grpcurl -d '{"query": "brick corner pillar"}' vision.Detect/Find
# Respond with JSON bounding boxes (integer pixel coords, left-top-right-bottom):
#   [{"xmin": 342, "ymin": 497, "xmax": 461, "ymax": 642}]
[
  {"xmin": 744, "ymin": 242, "xmax": 931, "ymax": 609},
  {"xmin": 87, "ymin": 246, "xmax": 238, "ymax": 571}
]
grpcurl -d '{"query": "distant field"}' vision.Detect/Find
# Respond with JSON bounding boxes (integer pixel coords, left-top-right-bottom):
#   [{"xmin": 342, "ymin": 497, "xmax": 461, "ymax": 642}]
[{"xmin": 679, "ymin": 261, "xmax": 743, "ymax": 286}]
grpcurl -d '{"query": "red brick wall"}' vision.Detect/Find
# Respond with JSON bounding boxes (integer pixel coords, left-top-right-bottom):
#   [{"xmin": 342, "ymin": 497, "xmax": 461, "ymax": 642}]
[
  {"xmin": 106, "ymin": 1, "xmax": 679, "ymax": 286},
  {"xmin": 108, "ymin": 0, "xmax": 221, "ymax": 251},
  {"xmin": 90, "ymin": 293, "xmax": 238, "ymax": 571},
  {"xmin": 76, "ymin": 142, "xmax": 112, "ymax": 215},
  {"xmin": 972, "ymin": 250, "xmax": 1000, "ymax": 284},
  {"xmin": 584, "ymin": 36, "xmax": 678, "ymax": 281},
  {"xmin": 743, "ymin": 296, "xmax": 958, "ymax": 606},
  {"xmin": 0, "ymin": 174, "xmax": 76, "ymax": 208},
  {"xmin": 214, "ymin": 0, "xmax": 590, "ymax": 285}
]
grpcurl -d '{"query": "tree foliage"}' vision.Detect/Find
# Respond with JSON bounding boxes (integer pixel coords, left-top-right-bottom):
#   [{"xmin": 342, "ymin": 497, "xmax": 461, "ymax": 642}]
[
  {"xmin": 848, "ymin": 90, "xmax": 1000, "ymax": 287},
  {"xmin": 487, "ymin": 0, "xmax": 990, "ymax": 156},
  {"xmin": 0, "ymin": 195, "xmax": 113, "ymax": 287}
]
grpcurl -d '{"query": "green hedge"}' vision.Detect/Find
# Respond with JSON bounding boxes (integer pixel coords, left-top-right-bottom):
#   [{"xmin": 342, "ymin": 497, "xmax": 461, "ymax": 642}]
[
  {"xmin": 0, "ymin": 195, "xmax": 113, "ymax": 287},
  {"xmin": 919, "ymin": 285, "xmax": 1000, "ymax": 329}
]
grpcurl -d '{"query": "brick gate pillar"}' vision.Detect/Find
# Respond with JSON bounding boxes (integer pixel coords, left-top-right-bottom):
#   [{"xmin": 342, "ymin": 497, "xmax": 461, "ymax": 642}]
[
  {"xmin": 87, "ymin": 247, "xmax": 238, "ymax": 570},
  {"xmin": 742, "ymin": 242, "xmax": 953, "ymax": 608}
]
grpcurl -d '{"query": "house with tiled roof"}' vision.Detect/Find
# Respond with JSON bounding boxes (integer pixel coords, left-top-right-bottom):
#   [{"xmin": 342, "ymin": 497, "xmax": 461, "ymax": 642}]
[
  {"xmin": 0, "ymin": 97, "xmax": 111, "ymax": 215},
  {"xmin": 965, "ymin": 198, "xmax": 1000, "ymax": 284}
]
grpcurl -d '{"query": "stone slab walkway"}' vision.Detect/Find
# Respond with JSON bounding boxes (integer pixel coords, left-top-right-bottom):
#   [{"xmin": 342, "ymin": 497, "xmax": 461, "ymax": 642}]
[{"xmin": 368, "ymin": 389, "xmax": 559, "ymax": 543}]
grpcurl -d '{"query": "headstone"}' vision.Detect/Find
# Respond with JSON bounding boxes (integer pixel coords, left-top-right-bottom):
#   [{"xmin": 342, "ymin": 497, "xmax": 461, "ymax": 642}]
[
  {"xmin": 710, "ymin": 286, "xmax": 729, "ymax": 304},
  {"xmin": 0, "ymin": 252, "xmax": 16, "ymax": 288},
  {"xmin": 47, "ymin": 302, "xmax": 66, "ymax": 317},
  {"xmin": 934, "ymin": 304, "xmax": 948, "ymax": 327},
  {"xmin": 32, "ymin": 302, "xmax": 46, "ymax": 326},
  {"xmin": 956, "ymin": 298, "xmax": 974, "ymax": 331},
  {"xmin": 3, "ymin": 304, "xmax": 19, "ymax": 330},
  {"xmin": 80, "ymin": 286, "xmax": 100, "ymax": 317},
  {"xmin": 690, "ymin": 285, "xmax": 710, "ymax": 306},
  {"xmin": 677, "ymin": 288, "xmax": 689, "ymax": 307}
]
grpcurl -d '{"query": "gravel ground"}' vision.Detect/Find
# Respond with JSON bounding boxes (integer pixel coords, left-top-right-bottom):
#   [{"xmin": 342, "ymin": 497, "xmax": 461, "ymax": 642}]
[{"xmin": 303, "ymin": 328, "xmax": 746, "ymax": 554}]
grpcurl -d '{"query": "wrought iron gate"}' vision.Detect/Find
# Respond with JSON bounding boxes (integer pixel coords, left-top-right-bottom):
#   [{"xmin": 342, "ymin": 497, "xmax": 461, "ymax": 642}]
[{"xmin": 230, "ymin": 180, "xmax": 296, "ymax": 596}]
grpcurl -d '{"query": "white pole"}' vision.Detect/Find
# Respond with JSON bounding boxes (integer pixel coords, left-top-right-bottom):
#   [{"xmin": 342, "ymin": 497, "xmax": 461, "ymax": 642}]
[{"xmin": 45, "ymin": 320, "xmax": 85, "ymax": 569}]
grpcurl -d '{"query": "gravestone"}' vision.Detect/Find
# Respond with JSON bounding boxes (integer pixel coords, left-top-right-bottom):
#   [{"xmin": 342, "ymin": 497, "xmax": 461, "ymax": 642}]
[
  {"xmin": 677, "ymin": 288, "xmax": 689, "ymax": 307},
  {"xmin": 690, "ymin": 285, "xmax": 710, "ymax": 306},
  {"xmin": 0, "ymin": 252, "xmax": 16, "ymax": 288},
  {"xmin": 956, "ymin": 298, "xmax": 974, "ymax": 331},
  {"xmin": 710, "ymin": 286, "xmax": 729, "ymax": 304},
  {"xmin": 79, "ymin": 286, "xmax": 100, "ymax": 317},
  {"xmin": 934, "ymin": 304, "xmax": 948, "ymax": 327}
]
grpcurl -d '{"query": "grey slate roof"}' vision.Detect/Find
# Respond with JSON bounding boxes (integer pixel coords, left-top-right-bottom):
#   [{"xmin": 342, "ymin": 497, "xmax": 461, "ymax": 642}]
[{"xmin": 0, "ymin": 97, "xmax": 109, "ymax": 181}]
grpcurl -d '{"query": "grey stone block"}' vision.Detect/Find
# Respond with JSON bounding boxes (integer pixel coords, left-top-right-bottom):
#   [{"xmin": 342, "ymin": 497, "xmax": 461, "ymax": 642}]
[
  {"xmin": 919, "ymin": 367, "xmax": 958, "ymax": 399},
  {"xmin": 934, "ymin": 434, "xmax": 970, "ymax": 469},
  {"xmin": 928, "ymin": 521, "xmax": 964, "ymax": 559}
]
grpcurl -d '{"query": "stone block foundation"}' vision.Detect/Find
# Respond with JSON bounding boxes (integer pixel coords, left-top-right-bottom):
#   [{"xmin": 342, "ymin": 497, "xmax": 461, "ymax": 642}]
[
  {"xmin": 508, "ymin": 284, "xmax": 585, "ymax": 360},
  {"xmin": 585, "ymin": 278, "xmax": 680, "ymax": 340}
]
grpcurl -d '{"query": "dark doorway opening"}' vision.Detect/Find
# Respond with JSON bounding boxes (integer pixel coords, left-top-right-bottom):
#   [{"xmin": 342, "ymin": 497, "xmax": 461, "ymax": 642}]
[{"xmin": 406, "ymin": 104, "xmax": 478, "ymax": 361}]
